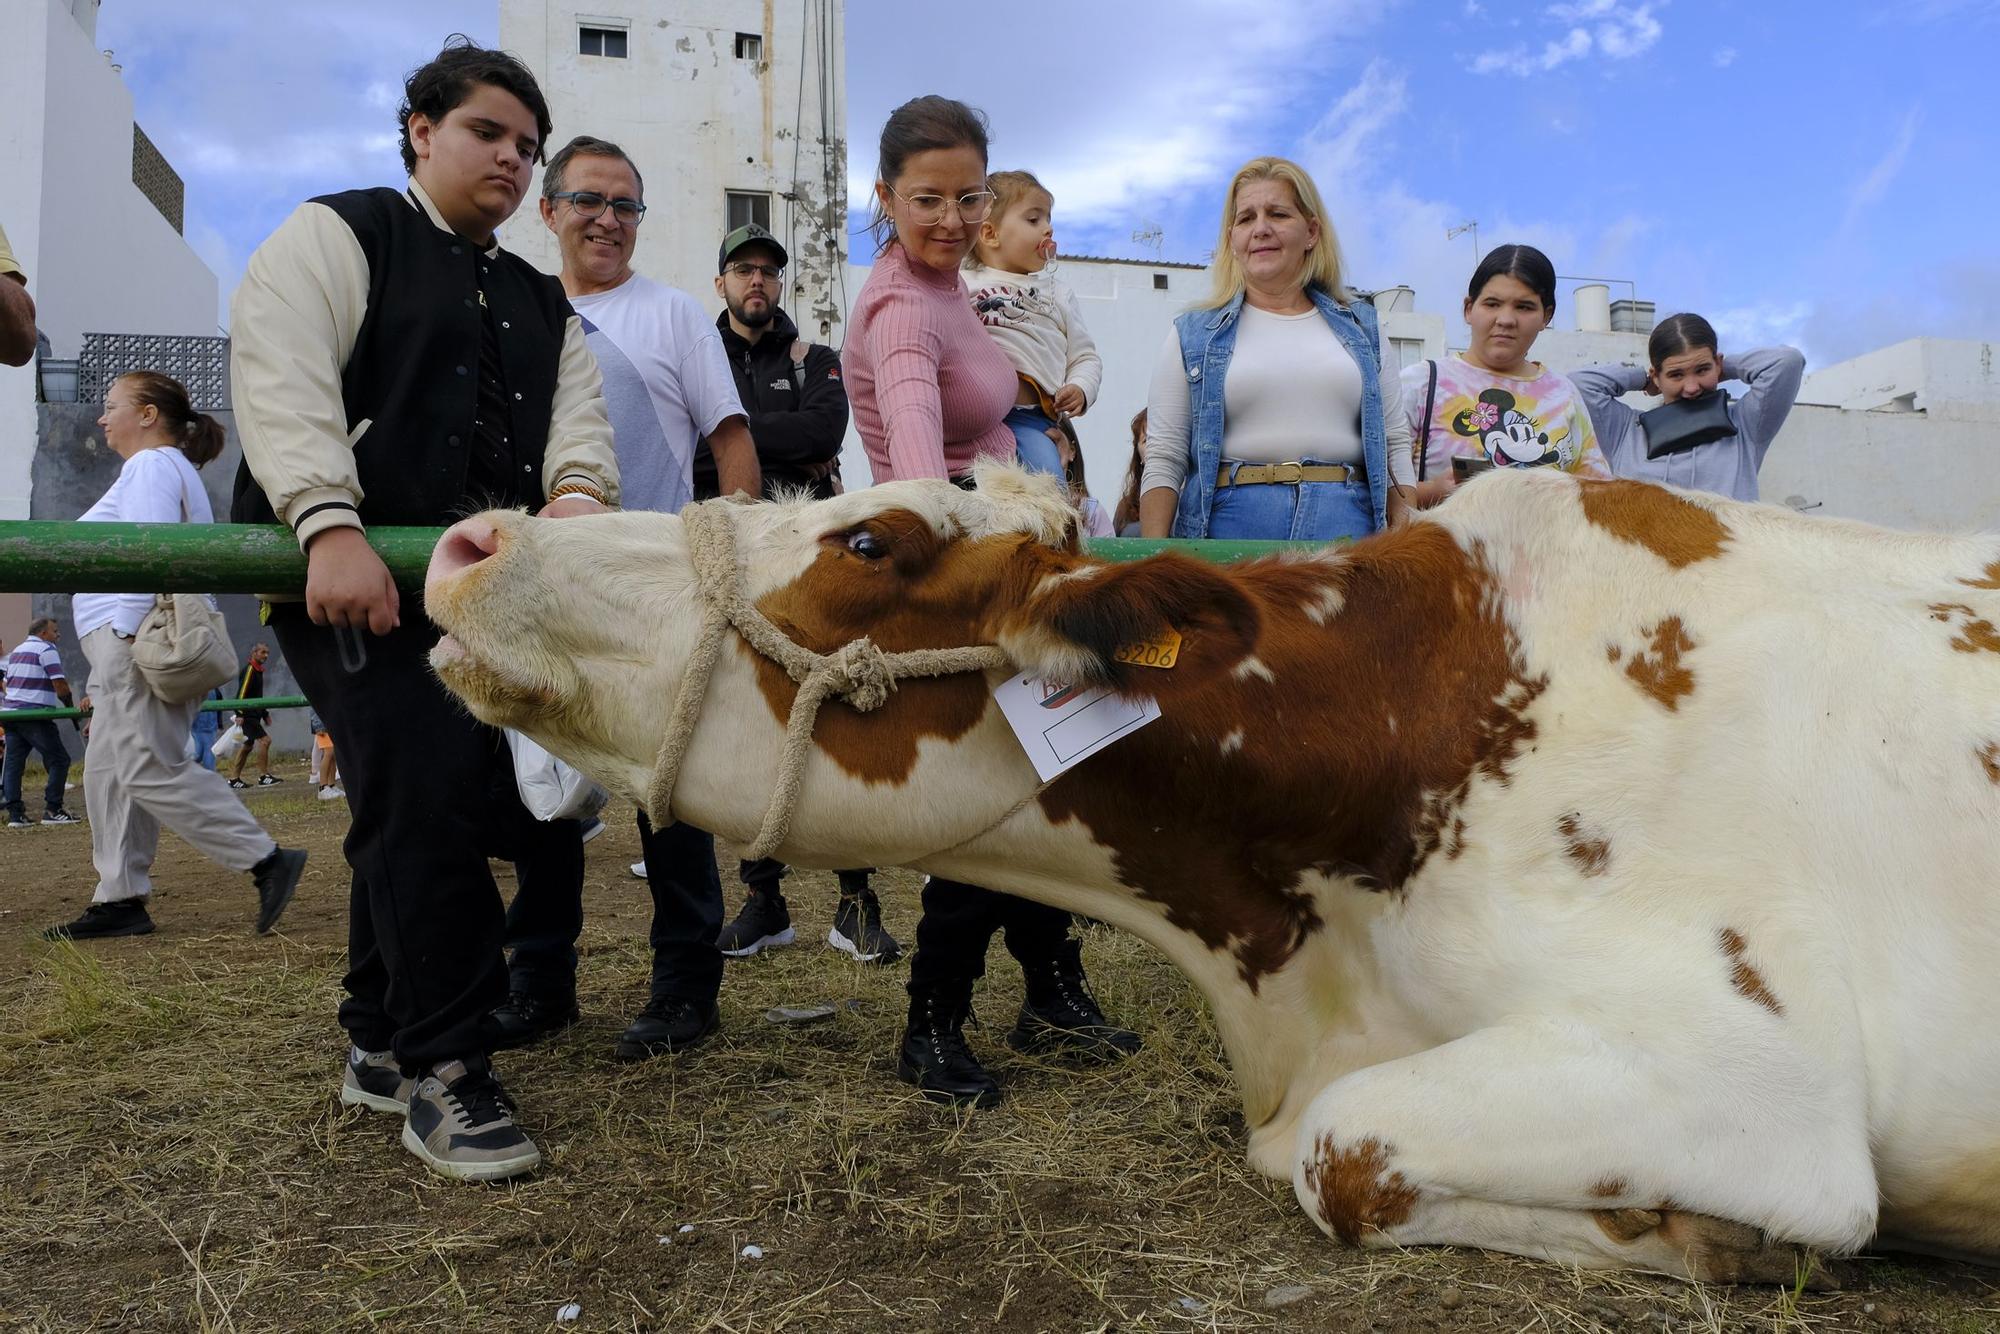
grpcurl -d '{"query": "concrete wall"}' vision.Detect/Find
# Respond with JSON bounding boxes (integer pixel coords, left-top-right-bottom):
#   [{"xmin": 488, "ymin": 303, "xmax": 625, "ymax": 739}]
[
  {"xmin": 1760, "ymin": 404, "xmax": 1996, "ymax": 533},
  {"xmin": 0, "ymin": 0, "xmax": 220, "ymax": 523},
  {"xmin": 497, "ymin": 0, "xmax": 849, "ymax": 340},
  {"xmin": 21, "ymin": 404, "xmax": 313, "ymax": 763}
]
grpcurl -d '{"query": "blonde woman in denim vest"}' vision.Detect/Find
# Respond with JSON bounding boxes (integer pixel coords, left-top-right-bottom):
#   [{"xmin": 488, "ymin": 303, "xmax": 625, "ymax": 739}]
[{"xmin": 1138, "ymin": 157, "xmax": 1413, "ymax": 541}]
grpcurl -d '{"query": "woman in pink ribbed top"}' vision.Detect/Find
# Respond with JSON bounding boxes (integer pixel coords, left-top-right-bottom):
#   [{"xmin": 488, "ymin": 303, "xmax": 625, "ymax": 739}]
[
  {"xmin": 846, "ymin": 96, "xmax": 1140, "ymax": 1110},
  {"xmin": 844, "ymin": 100, "xmax": 1017, "ymax": 483}
]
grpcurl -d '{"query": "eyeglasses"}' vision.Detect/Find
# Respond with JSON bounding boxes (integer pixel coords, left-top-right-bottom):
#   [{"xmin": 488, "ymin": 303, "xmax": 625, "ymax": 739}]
[
  {"xmin": 724, "ymin": 262, "xmax": 783, "ymax": 281},
  {"xmin": 888, "ymin": 185, "xmax": 996, "ymax": 227},
  {"xmin": 549, "ymin": 191, "xmax": 647, "ymax": 224}
]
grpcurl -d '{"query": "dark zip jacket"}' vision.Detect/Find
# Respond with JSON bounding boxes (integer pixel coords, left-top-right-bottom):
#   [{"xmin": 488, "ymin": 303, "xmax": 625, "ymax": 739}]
[{"xmin": 694, "ymin": 305, "xmax": 848, "ymax": 500}]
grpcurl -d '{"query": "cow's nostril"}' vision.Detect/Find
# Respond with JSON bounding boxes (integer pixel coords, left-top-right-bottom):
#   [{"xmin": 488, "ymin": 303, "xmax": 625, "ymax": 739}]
[{"xmin": 435, "ymin": 519, "xmax": 502, "ymax": 577}]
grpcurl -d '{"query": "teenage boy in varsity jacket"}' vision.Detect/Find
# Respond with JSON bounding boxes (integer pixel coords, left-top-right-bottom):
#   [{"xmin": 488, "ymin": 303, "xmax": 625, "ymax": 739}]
[{"xmin": 229, "ymin": 38, "xmax": 618, "ymax": 1184}]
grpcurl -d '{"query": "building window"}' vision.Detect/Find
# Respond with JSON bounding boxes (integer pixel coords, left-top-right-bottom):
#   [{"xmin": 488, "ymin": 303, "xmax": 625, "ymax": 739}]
[
  {"xmin": 726, "ymin": 191, "xmax": 772, "ymax": 232},
  {"xmin": 1152, "ymin": 273, "xmax": 1169, "ymax": 291},
  {"xmin": 579, "ymin": 25, "xmax": 628, "ymax": 58},
  {"xmin": 734, "ymin": 32, "xmax": 763, "ymax": 61},
  {"xmin": 1390, "ymin": 337, "xmax": 1428, "ymax": 374}
]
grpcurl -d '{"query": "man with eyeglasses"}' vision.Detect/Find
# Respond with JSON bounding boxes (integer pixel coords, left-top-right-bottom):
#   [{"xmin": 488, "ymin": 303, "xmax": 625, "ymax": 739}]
[{"xmin": 491, "ymin": 133, "xmax": 757, "ymax": 1065}]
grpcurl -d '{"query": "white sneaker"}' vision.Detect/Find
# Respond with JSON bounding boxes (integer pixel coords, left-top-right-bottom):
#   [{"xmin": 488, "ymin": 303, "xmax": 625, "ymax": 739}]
[
  {"xmin": 318, "ymin": 785, "xmax": 345, "ymax": 801},
  {"xmin": 629, "ymin": 860, "xmax": 647, "ymax": 878}
]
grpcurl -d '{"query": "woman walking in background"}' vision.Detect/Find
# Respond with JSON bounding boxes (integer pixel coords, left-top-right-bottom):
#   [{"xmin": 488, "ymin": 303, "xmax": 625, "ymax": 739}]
[
  {"xmin": 1570, "ymin": 313, "xmax": 1805, "ymax": 501},
  {"xmin": 41, "ymin": 371, "xmax": 306, "ymax": 942},
  {"xmin": 1402, "ymin": 244, "xmax": 1608, "ymax": 504},
  {"xmin": 844, "ymin": 94, "xmax": 1140, "ymax": 1109}
]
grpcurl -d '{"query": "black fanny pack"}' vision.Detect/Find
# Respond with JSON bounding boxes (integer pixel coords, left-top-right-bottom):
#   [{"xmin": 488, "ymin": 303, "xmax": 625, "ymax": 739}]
[{"xmin": 1639, "ymin": 390, "xmax": 1736, "ymax": 459}]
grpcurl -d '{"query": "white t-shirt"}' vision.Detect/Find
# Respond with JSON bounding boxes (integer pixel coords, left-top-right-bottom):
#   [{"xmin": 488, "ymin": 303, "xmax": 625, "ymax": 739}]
[
  {"xmin": 960, "ymin": 261, "xmax": 1103, "ymax": 404},
  {"xmin": 73, "ymin": 447, "xmax": 213, "ymax": 637},
  {"xmin": 1141, "ymin": 303, "xmax": 1414, "ymax": 497},
  {"xmin": 569, "ymin": 272, "xmax": 744, "ymax": 515}
]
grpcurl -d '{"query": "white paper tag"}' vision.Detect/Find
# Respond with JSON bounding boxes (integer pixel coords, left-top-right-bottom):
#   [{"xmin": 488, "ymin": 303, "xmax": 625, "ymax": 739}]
[{"xmin": 993, "ymin": 670, "xmax": 1161, "ymax": 782}]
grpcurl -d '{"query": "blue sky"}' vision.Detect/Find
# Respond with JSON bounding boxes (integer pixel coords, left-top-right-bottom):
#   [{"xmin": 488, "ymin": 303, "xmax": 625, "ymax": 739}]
[{"xmin": 101, "ymin": 0, "xmax": 1998, "ymax": 365}]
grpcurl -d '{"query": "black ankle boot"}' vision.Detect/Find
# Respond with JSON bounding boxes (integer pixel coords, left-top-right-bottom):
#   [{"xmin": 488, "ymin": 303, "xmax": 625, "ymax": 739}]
[
  {"xmin": 1008, "ymin": 937, "xmax": 1142, "ymax": 1062},
  {"xmin": 898, "ymin": 986, "xmax": 1000, "ymax": 1108}
]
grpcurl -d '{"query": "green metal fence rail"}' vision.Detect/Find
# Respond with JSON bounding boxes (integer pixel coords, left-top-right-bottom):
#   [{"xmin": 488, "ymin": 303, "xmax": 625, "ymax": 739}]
[
  {"xmin": 0, "ymin": 696, "xmax": 309, "ymax": 724},
  {"xmin": 0, "ymin": 522, "xmax": 1308, "ymax": 595}
]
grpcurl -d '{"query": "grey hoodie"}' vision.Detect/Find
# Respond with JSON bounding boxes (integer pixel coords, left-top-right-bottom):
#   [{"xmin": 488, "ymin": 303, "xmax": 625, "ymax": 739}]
[{"xmin": 1569, "ymin": 345, "xmax": 1806, "ymax": 502}]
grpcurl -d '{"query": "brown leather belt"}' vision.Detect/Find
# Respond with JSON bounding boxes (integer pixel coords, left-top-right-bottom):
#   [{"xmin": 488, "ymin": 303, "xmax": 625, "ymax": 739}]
[{"xmin": 1216, "ymin": 461, "xmax": 1355, "ymax": 488}]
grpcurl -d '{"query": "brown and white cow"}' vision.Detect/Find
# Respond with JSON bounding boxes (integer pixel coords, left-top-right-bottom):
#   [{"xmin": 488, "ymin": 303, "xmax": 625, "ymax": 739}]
[{"xmin": 424, "ymin": 463, "xmax": 2000, "ymax": 1281}]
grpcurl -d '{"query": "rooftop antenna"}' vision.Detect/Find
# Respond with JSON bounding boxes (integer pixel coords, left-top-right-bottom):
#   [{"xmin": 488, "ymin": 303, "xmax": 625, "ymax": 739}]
[
  {"xmin": 1131, "ymin": 221, "xmax": 1163, "ymax": 260},
  {"xmin": 1447, "ymin": 219, "xmax": 1480, "ymax": 259}
]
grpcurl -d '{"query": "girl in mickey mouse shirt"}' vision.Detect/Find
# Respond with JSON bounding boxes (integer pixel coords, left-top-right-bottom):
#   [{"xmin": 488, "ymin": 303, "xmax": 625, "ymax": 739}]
[{"xmin": 1401, "ymin": 244, "xmax": 1609, "ymax": 505}]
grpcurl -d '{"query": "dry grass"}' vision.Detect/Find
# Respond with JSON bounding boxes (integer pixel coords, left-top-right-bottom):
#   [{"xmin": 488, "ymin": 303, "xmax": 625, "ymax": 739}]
[{"xmin": 1, "ymin": 795, "xmax": 1997, "ymax": 1331}]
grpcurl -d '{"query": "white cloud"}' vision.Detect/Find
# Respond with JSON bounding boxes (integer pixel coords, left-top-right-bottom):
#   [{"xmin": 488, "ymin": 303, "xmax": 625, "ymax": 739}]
[
  {"xmin": 1843, "ymin": 106, "xmax": 1922, "ymax": 229},
  {"xmin": 1540, "ymin": 27, "xmax": 1595, "ymax": 67},
  {"xmin": 1470, "ymin": 1, "xmax": 1660, "ymax": 74},
  {"xmin": 844, "ymin": 0, "xmax": 1390, "ymax": 233},
  {"xmin": 1712, "ymin": 45, "xmax": 1739, "ymax": 67}
]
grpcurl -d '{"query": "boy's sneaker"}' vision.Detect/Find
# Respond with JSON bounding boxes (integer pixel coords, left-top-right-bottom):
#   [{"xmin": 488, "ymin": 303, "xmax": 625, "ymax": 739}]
[
  {"xmin": 43, "ymin": 899, "xmax": 155, "ymax": 941},
  {"xmin": 716, "ymin": 891, "xmax": 794, "ymax": 957},
  {"xmin": 228, "ymin": 778, "xmax": 248, "ymax": 790},
  {"xmin": 340, "ymin": 1045, "xmax": 412, "ymax": 1115},
  {"xmin": 613, "ymin": 995, "xmax": 719, "ymax": 1061},
  {"xmin": 6, "ymin": 814, "xmax": 31, "ymax": 828},
  {"xmin": 401, "ymin": 1058, "xmax": 541, "ymax": 1183},
  {"xmin": 580, "ymin": 817, "xmax": 605, "ymax": 843},
  {"xmin": 828, "ymin": 891, "xmax": 903, "ymax": 965},
  {"xmin": 257, "ymin": 774, "xmax": 283, "ymax": 786},
  {"xmin": 41, "ymin": 809, "xmax": 81, "ymax": 825},
  {"xmin": 250, "ymin": 846, "xmax": 307, "ymax": 934}
]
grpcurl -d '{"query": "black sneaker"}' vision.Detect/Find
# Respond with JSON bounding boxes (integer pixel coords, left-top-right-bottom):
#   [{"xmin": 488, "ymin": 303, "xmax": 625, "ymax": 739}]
[
  {"xmin": 613, "ymin": 995, "xmax": 719, "ymax": 1061},
  {"xmin": 6, "ymin": 813, "xmax": 31, "ymax": 828},
  {"xmin": 228, "ymin": 778, "xmax": 248, "ymax": 790},
  {"xmin": 828, "ymin": 891, "xmax": 903, "ymax": 965},
  {"xmin": 490, "ymin": 989, "xmax": 581, "ymax": 1051},
  {"xmin": 898, "ymin": 990, "xmax": 1001, "ymax": 1108},
  {"xmin": 716, "ymin": 891, "xmax": 795, "ymax": 958},
  {"xmin": 401, "ymin": 1057, "xmax": 541, "ymax": 1182},
  {"xmin": 42, "ymin": 899, "xmax": 156, "ymax": 941},
  {"xmin": 1007, "ymin": 938, "xmax": 1142, "ymax": 1062},
  {"xmin": 250, "ymin": 846, "xmax": 307, "ymax": 934},
  {"xmin": 340, "ymin": 1045, "xmax": 413, "ymax": 1115},
  {"xmin": 41, "ymin": 809, "xmax": 81, "ymax": 825},
  {"xmin": 257, "ymin": 774, "xmax": 283, "ymax": 786}
]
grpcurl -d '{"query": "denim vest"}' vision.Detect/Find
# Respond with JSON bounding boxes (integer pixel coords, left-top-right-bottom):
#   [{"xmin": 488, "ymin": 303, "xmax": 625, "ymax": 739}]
[{"xmin": 1169, "ymin": 288, "xmax": 1389, "ymax": 538}]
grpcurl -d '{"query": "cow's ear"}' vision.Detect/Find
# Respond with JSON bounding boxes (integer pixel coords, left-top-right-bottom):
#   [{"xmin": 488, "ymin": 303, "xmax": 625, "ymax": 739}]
[{"xmin": 998, "ymin": 552, "xmax": 1260, "ymax": 692}]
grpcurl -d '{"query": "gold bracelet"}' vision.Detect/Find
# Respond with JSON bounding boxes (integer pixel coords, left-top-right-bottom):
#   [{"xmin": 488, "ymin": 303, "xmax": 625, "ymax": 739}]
[{"xmin": 546, "ymin": 481, "xmax": 610, "ymax": 508}]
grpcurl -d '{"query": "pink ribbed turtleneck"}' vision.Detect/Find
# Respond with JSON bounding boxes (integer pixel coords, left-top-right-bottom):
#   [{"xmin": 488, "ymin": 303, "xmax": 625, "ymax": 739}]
[{"xmin": 843, "ymin": 241, "xmax": 1017, "ymax": 483}]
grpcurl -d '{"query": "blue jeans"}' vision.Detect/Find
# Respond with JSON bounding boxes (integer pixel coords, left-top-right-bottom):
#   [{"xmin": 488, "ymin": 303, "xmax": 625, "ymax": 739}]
[
  {"xmin": 2, "ymin": 716, "xmax": 71, "ymax": 818},
  {"xmin": 1205, "ymin": 467, "xmax": 1375, "ymax": 543},
  {"xmin": 1005, "ymin": 406, "xmax": 1064, "ymax": 478},
  {"xmin": 190, "ymin": 710, "xmax": 219, "ymax": 771}
]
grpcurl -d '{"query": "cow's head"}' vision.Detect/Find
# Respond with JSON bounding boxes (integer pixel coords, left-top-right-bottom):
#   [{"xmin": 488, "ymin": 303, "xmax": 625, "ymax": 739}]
[{"xmin": 425, "ymin": 465, "xmax": 1258, "ymax": 867}]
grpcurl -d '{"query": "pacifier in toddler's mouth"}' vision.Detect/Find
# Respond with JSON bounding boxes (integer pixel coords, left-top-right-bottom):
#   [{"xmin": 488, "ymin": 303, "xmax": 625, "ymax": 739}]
[{"xmin": 1037, "ymin": 236, "xmax": 1058, "ymax": 262}]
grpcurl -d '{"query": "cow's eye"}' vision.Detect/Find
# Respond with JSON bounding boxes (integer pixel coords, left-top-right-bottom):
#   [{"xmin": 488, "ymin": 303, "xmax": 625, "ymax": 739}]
[{"xmin": 847, "ymin": 529, "xmax": 887, "ymax": 559}]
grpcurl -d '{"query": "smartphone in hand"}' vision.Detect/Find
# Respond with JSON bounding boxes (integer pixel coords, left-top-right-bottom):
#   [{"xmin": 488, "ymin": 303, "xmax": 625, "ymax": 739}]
[{"xmin": 1452, "ymin": 455, "xmax": 1495, "ymax": 482}]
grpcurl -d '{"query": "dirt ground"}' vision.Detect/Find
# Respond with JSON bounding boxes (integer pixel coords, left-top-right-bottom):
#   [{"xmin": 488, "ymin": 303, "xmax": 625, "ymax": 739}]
[{"xmin": 2, "ymin": 763, "xmax": 1998, "ymax": 1332}]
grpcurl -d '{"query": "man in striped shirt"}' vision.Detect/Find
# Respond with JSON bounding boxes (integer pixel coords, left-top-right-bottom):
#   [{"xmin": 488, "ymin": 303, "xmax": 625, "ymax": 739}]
[{"xmin": 3, "ymin": 618, "xmax": 79, "ymax": 827}]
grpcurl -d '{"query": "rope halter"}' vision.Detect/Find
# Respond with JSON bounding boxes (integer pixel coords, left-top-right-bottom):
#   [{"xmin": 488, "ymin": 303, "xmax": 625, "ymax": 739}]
[{"xmin": 645, "ymin": 499, "xmax": 1013, "ymax": 861}]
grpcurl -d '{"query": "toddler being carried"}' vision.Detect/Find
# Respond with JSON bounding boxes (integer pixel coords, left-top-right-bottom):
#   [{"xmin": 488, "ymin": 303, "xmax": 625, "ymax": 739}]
[{"xmin": 962, "ymin": 170, "xmax": 1102, "ymax": 477}]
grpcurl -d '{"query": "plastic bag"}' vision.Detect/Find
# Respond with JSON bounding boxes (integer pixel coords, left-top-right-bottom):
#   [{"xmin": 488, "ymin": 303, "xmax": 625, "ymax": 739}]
[
  {"xmin": 505, "ymin": 729, "xmax": 609, "ymax": 823},
  {"xmin": 211, "ymin": 722, "xmax": 247, "ymax": 761}
]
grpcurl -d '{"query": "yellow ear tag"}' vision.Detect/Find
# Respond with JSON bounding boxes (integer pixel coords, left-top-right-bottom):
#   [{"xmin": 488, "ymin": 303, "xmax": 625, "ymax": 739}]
[{"xmin": 1112, "ymin": 627, "xmax": 1182, "ymax": 669}]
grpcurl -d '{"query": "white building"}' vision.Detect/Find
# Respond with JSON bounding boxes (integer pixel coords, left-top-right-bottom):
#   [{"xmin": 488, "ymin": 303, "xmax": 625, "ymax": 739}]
[
  {"xmin": 496, "ymin": 0, "xmax": 848, "ymax": 341},
  {"xmin": 0, "ymin": 0, "xmax": 219, "ymax": 636}
]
